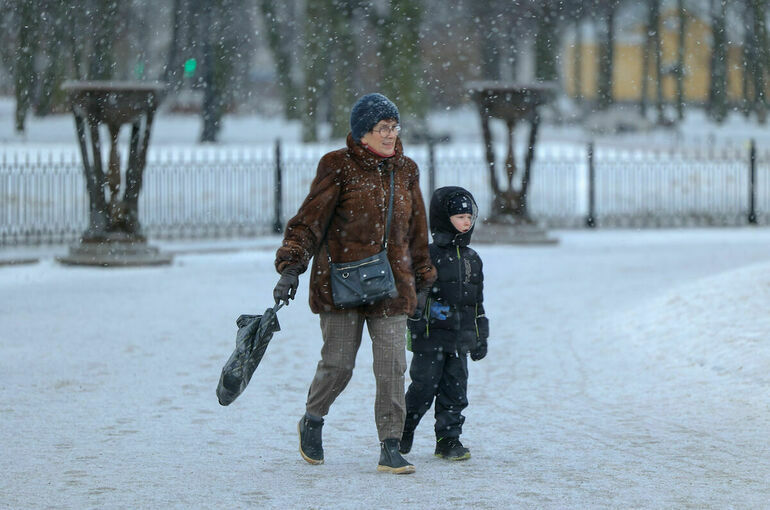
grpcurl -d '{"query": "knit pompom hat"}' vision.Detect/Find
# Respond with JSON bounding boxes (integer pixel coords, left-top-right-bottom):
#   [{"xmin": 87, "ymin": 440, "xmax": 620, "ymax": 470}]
[{"xmin": 350, "ymin": 93, "xmax": 400, "ymax": 141}]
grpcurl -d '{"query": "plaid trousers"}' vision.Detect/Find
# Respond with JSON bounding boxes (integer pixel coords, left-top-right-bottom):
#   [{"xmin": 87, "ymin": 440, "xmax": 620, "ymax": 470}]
[{"xmin": 306, "ymin": 311, "xmax": 407, "ymax": 441}]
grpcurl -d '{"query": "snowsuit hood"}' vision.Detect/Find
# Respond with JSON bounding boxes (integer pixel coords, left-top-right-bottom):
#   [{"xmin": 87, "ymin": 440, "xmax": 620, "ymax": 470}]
[{"xmin": 429, "ymin": 186, "xmax": 478, "ymax": 248}]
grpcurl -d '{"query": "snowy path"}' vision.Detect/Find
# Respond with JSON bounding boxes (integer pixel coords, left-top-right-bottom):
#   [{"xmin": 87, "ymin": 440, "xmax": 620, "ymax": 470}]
[{"xmin": 2, "ymin": 229, "xmax": 769, "ymax": 509}]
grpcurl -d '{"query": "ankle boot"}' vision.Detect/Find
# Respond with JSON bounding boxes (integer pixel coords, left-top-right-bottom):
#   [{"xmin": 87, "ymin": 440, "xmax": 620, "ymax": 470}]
[
  {"xmin": 434, "ymin": 436, "xmax": 470, "ymax": 461},
  {"xmin": 298, "ymin": 414, "xmax": 324, "ymax": 465},
  {"xmin": 377, "ymin": 438, "xmax": 415, "ymax": 474}
]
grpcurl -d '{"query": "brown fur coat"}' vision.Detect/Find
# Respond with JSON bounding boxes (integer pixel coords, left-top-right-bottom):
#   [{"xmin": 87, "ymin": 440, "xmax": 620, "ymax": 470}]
[{"xmin": 275, "ymin": 134, "xmax": 436, "ymax": 316}]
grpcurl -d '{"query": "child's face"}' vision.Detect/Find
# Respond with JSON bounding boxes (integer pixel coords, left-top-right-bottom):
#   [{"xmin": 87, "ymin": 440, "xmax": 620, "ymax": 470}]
[{"xmin": 450, "ymin": 213, "xmax": 473, "ymax": 233}]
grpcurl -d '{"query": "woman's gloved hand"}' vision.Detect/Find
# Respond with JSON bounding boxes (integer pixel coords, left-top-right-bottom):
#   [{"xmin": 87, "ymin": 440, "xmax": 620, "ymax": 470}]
[
  {"xmin": 273, "ymin": 265, "xmax": 301, "ymax": 305},
  {"xmin": 410, "ymin": 287, "xmax": 430, "ymax": 320}
]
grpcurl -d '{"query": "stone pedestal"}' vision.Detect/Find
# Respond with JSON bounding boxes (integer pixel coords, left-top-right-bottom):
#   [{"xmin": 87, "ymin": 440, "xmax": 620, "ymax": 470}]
[
  {"xmin": 472, "ymin": 221, "xmax": 559, "ymax": 245},
  {"xmin": 57, "ymin": 238, "xmax": 172, "ymax": 267},
  {"xmin": 58, "ymin": 81, "xmax": 172, "ymax": 267}
]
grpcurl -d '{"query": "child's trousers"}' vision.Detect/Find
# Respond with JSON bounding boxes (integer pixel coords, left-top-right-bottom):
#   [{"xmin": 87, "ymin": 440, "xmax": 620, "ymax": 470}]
[{"xmin": 404, "ymin": 350, "xmax": 468, "ymax": 438}]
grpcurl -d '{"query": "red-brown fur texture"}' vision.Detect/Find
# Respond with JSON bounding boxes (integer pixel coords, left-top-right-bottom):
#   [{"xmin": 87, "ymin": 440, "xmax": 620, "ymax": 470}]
[{"xmin": 276, "ymin": 134, "xmax": 436, "ymax": 316}]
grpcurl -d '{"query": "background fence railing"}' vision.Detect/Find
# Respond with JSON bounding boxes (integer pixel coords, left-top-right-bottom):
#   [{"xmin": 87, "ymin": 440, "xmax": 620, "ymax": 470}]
[{"xmin": 1, "ymin": 140, "xmax": 768, "ymax": 246}]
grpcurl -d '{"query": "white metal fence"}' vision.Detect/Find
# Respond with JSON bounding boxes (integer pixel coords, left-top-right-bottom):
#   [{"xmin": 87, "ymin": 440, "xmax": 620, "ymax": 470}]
[{"xmin": 1, "ymin": 141, "xmax": 768, "ymax": 246}]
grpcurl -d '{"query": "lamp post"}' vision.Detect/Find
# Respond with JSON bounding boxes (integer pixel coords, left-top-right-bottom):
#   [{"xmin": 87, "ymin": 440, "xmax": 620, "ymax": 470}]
[{"xmin": 57, "ymin": 81, "xmax": 172, "ymax": 266}]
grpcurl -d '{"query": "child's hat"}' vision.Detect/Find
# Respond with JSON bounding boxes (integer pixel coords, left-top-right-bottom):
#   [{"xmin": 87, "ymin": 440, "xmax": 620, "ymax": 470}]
[{"xmin": 447, "ymin": 193, "xmax": 473, "ymax": 216}]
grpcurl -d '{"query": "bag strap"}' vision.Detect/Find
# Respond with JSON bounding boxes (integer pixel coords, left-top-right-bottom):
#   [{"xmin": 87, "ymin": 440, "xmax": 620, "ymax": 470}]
[
  {"xmin": 383, "ymin": 168, "xmax": 394, "ymax": 249},
  {"xmin": 327, "ymin": 165, "xmax": 394, "ymax": 263}
]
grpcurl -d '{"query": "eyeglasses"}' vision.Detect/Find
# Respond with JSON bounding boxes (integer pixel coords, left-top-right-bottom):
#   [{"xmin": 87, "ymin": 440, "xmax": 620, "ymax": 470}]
[{"xmin": 372, "ymin": 124, "xmax": 401, "ymax": 136}]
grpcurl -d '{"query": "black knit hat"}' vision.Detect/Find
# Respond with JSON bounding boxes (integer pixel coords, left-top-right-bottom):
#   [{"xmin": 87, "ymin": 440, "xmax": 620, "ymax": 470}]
[
  {"xmin": 447, "ymin": 193, "xmax": 473, "ymax": 216},
  {"xmin": 350, "ymin": 93, "xmax": 400, "ymax": 141}
]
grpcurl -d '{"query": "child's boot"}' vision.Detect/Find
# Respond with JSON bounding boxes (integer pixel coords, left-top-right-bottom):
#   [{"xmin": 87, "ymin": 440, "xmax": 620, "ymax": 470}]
[
  {"xmin": 434, "ymin": 437, "xmax": 470, "ymax": 461},
  {"xmin": 377, "ymin": 438, "xmax": 416, "ymax": 474}
]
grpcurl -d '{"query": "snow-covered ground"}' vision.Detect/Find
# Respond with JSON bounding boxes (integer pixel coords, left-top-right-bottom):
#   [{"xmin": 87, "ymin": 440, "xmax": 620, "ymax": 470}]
[{"xmin": 2, "ymin": 228, "xmax": 770, "ymax": 509}]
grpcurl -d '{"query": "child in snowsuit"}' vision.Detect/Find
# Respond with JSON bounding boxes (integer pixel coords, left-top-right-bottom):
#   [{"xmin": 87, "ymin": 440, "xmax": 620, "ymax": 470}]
[{"xmin": 400, "ymin": 186, "xmax": 489, "ymax": 460}]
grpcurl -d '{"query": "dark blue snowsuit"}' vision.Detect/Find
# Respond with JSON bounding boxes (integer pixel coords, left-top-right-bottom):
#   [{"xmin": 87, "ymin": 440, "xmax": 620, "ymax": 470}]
[{"xmin": 404, "ymin": 186, "xmax": 489, "ymax": 440}]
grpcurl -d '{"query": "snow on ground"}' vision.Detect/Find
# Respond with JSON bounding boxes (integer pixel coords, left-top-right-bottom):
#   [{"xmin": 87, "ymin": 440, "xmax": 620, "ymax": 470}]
[{"xmin": 2, "ymin": 228, "xmax": 770, "ymax": 509}]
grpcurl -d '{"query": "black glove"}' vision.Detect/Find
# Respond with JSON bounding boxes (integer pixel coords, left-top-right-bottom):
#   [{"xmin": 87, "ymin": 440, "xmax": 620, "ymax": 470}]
[
  {"xmin": 470, "ymin": 338, "xmax": 487, "ymax": 361},
  {"xmin": 273, "ymin": 265, "xmax": 301, "ymax": 305},
  {"xmin": 410, "ymin": 287, "xmax": 430, "ymax": 320}
]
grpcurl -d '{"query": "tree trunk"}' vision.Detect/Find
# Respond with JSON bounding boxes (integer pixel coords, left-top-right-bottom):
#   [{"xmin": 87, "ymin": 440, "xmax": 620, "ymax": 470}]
[
  {"xmin": 378, "ymin": 0, "xmax": 428, "ymax": 137},
  {"xmin": 36, "ymin": 0, "xmax": 68, "ymax": 115},
  {"xmin": 750, "ymin": 0, "xmax": 768, "ymax": 122},
  {"xmin": 597, "ymin": 2, "xmax": 615, "ymax": 110},
  {"xmin": 330, "ymin": 0, "xmax": 357, "ymax": 139},
  {"xmin": 301, "ymin": 0, "xmax": 331, "ymax": 142},
  {"xmin": 676, "ymin": 0, "xmax": 686, "ymax": 120},
  {"xmin": 535, "ymin": 1, "xmax": 559, "ymax": 83},
  {"xmin": 708, "ymin": 0, "xmax": 728, "ymax": 123},
  {"xmin": 200, "ymin": 1, "xmax": 221, "ymax": 142},
  {"xmin": 14, "ymin": 0, "xmax": 36, "ymax": 133},
  {"xmin": 261, "ymin": 0, "xmax": 301, "ymax": 119},
  {"xmin": 640, "ymin": 0, "xmax": 652, "ymax": 116},
  {"xmin": 652, "ymin": 0, "xmax": 664, "ymax": 124},
  {"xmin": 164, "ymin": 0, "xmax": 184, "ymax": 93},
  {"xmin": 89, "ymin": 0, "xmax": 118, "ymax": 80},
  {"xmin": 573, "ymin": 11, "xmax": 583, "ymax": 104}
]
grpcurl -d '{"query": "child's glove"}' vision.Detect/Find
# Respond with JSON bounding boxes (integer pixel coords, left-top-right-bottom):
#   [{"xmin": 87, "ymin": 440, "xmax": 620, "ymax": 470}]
[
  {"xmin": 429, "ymin": 301, "xmax": 450, "ymax": 321},
  {"xmin": 470, "ymin": 338, "xmax": 487, "ymax": 361}
]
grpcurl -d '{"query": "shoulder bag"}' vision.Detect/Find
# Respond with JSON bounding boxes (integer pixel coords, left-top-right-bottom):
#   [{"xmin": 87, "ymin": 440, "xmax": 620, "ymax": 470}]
[{"xmin": 327, "ymin": 169, "xmax": 398, "ymax": 308}]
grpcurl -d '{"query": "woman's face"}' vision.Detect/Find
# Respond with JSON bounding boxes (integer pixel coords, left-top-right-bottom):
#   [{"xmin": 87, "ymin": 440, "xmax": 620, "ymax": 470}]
[{"xmin": 361, "ymin": 119, "xmax": 399, "ymax": 156}]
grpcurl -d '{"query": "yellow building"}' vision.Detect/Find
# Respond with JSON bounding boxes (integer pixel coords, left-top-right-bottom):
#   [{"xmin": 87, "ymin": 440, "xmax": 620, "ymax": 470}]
[{"xmin": 564, "ymin": 8, "xmax": 751, "ymax": 103}]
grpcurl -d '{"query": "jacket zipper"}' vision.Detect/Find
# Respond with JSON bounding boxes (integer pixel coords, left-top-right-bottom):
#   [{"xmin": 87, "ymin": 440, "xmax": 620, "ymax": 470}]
[
  {"xmin": 455, "ymin": 245, "xmax": 462, "ymax": 356},
  {"xmin": 378, "ymin": 162, "xmax": 388, "ymax": 249}
]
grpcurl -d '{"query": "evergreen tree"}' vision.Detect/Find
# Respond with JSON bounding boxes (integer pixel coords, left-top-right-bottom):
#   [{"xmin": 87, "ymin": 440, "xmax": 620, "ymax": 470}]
[{"xmin": 377, "ymin": 0, "xmax": 428, "ymax": 136}]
